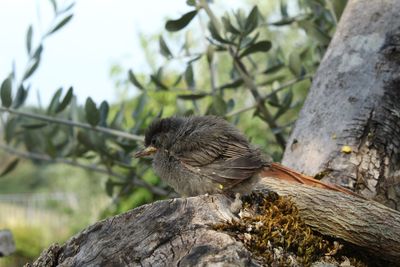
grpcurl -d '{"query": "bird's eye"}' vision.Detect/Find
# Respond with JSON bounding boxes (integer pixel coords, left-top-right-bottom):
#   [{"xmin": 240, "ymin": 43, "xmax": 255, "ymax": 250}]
[{"xmin": 151, "ymin": 136, "xmax": 159, "ymax": 147}]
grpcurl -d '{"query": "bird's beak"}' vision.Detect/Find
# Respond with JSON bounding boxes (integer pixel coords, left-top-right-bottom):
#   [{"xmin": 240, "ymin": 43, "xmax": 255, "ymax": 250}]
[{"xmin": 134, "ymin": 146, "xmax": 157, "ymax": 158}]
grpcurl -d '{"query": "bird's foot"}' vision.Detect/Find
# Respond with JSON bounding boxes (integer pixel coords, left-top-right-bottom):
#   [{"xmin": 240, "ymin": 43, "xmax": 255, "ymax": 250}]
[{"xmin": 229, "ymin": 193, "xmax": 243, "ymax": 214}]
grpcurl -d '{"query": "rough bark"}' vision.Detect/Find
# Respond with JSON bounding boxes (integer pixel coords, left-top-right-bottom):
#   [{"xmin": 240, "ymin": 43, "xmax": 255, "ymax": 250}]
[
  {"xmin": 27, "ymin": 178, "xmax": 400, "ymax": 267},
  {"xmin": 28, "ymin": 194, "xmax": 258, "ymax": 267},
  {"xmin": 282, "ymin": 0, "xmax": 400, "ymax": 210}
]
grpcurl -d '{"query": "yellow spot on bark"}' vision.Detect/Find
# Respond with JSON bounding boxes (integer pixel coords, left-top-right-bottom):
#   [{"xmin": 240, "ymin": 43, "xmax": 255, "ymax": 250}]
[{"xmin": 341, "ymin": 145, "xmax": 352, "ymax": 154}]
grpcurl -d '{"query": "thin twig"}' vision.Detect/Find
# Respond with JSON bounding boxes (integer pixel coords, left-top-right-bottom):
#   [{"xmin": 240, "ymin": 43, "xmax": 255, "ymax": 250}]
[
  {"xmin": 0, "ymin": 107, "xmax": 144, "ymax": 142},
  {"xmin": 196, "ymin": 1, "xmax": 218, "ymax": 96},
  {"xmin": 226, "ymin": 75, "xmax": 312, "ymax": 118},
  {"xmin": 199, "ymin": 0, "xmax": 287, "ymax": 149},
  {"xmin": 232, "ymin": 54, "xmax": 287, "ymax": 148},
  {"xmin": 0, "ymin": 143, "xmax": 168, "ymax": 196},
  {"xmin": 198, "ymin": 0, "xmax": 221, "ymax": 32}
]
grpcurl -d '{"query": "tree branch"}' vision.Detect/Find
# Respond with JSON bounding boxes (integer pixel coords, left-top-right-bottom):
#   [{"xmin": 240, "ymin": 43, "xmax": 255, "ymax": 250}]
[
  {"xmin": 231, "ymin": 55, "xmax": 286, "ymax": 148},
  {"xmin": 0, "ymin": 107, "xmax": 144, "ymax": 142},
  {"xmin": 0, "ymin": 143, "xmax": 168, "ymax": 196},
  {"xmin": 258, "ymin": 178, "xmax": 400, "ymax": 263}
]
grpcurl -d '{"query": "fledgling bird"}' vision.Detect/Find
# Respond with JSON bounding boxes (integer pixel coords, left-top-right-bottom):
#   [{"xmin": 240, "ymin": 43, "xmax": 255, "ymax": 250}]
[{"xmin": 134, "ymin": 115, "xmax": 356, "ymax": 197}]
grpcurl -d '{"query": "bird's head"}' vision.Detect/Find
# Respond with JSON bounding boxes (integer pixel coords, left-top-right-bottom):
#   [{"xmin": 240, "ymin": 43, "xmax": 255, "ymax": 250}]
[{"xmin": 134, "ymin": 117, "xmax": 184, "ymax": 158}]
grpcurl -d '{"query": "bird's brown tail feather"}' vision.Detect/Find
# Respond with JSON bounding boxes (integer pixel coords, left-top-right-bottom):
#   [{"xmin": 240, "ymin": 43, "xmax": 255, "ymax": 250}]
[{"xmin": 261, "ymin": 163, "xmax": 360, "ymax": 197}]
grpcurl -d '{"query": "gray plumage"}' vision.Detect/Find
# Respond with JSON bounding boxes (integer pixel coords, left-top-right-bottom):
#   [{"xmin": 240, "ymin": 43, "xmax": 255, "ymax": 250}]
[{"xmin": 142, "ymin": 116, "xmax": 269, "ymax": 196}]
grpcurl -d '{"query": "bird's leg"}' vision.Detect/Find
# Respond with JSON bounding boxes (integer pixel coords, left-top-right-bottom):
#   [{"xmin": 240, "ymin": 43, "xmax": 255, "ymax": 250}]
[{"xmin": 229, "ymin": 193, "xmax": 243, "ymax": 215}]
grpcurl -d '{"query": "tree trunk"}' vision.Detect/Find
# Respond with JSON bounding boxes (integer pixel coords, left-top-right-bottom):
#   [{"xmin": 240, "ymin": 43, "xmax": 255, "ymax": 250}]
[{"xmin": 282, "ymin": 0, "xmax": 400, "ymax": 210}]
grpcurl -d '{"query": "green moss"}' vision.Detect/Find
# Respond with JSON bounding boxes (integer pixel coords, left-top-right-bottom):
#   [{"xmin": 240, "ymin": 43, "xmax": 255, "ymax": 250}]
[
  {"xmin": 215, "ymin": 192, "xmax": 367, "ymax": 267},
  {"xmin": 314, "ymin": 170, "xmax": 331, "ymax": 180}
]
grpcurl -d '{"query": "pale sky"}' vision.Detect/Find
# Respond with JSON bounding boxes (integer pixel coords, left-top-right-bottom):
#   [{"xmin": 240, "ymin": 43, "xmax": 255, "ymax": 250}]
[{"xmin": 0, "ymin": 0, "xmax": 248, "ymax": 106}]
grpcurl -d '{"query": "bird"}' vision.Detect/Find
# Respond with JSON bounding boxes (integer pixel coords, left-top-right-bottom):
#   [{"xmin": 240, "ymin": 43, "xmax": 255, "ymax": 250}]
[{"xmin": 134, "ymin": 115, "xmax": 356, "ymax": 197}]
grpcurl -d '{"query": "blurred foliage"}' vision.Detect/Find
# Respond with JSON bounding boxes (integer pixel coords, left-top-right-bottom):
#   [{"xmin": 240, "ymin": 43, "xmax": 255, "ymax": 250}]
[
  {"xmin": 0, "ymin": 225, "xmax": 44, "ymax": 267},
  {"xmin": 0, "ymin": 158, "xmax": 109, "ymax": 266},
  {"xmin": 0, "ymin": 0, "xmax": 347, "ymax": 217}
]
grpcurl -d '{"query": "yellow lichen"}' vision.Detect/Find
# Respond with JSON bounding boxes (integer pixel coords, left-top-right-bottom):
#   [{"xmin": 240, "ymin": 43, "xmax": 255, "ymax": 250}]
[{"xmin": 341, "ymin": 145, "xmax": 352, "ymax": 154}]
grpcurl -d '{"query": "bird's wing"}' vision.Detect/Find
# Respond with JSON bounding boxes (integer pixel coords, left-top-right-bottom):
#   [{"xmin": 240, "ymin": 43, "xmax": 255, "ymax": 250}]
[{"xmin": 173, "ymin": 133, "xmax": 265, "ymax": 187}]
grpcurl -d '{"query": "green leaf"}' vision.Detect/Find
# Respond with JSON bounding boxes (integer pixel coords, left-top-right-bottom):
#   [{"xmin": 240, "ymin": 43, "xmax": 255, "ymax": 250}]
[
  {"xmin": 280, "ymin": 0, "xmax": 288, "ymax": 18},
  {"xmin": 12, "ymin": 85, "xmax": 28, "ymax": 109},
  {"xmin": 150, "ymin": 75, "xmax": 168, "ymax": 90},
  {"xmin": 288, "ymin": 51, "xmax": 303, "ymax": 77},
  {"xmin": 105, "ymin": 178, "xmax": 115, "ymax": 197},
  {"xmin": 233, "ymin": 9, "xmax": 247, "ymax": 31},
  {"xmin": 240, "ymin": 40, "xmax": 272, "ymax": 58},
  {"xmin": 59, "ymin": 139, "xmax": 75, "ymax": 157},
  {"xmin": 267, "ymin": 92, "xmax": 280, "ymax": 107},
  {"xmin": 173, "ymin": 75, "xmax": 183, "ymax": 86},
  {"xmin": 77, "ymin": 131, "xmax": 95, "ymax": 150},
  {"xmin": 56, "ymin": 87, "xmax": 73, "ymax": 113},
  {"xmin": 222, "ymin": 16, "xmax": 241, "ymax": 34},
  {"xmin": 282, "ymin": 89, "xmax": 293, "ymax": 108},
  {"xmin": 208, "ymin": 22, "xmax": 233, "ymax": 44},
  {"xmin": 23, "ymin": 45, "xmax": 43, "ymax": 81},
  {"xmin": 33, "ymin": 45, "xmax": 43, "ymax": 58},
  {"xmin": 49, "ymin": 0, "xmax": 57, "ymax": 13},
  {"xmin": 99, "ymin": 101, "xmax": 109, "ymax": 127},
  {"xmin": 219, "ymin": 79, "xmax": 243, "ymax": 90},
  {"xmin": 110, "ymin": 106, "xmax": 124, "ymax": 129},
  {"xmin": 188, "ymin": 55, "xmax": 202, "ymax": 65},
  {"xmin": 331, "ymin": 0, "xmax": 347, "ymax": 20},
  {"xmin": 271, "ymin": 126, "xmax": 284, "ymax": 135},
  {"xmin": 1, "ymin": 77, "xmax": 12, "ymax": 108},
  {"xmin": 132, "ymin": 93, "xmax": 147, "ymax": 118},
  {"xmin": 59, "ymin": 2, "xmax": 75, "ymax": 14},
  {"xmin": 240, "ymin": 32, "xmax": 260, "ymax": 49},
  {"xmin": 210, "ymin": 95, "xmax": 227, "ymax": 115},
  {"xmin": 4, "ymin": 118, "xmax": 17, "ymax": 143},
  {"xmin": 177, "ymin": 93, "xmax": 208, "ymax": 100},
  {"xmin": 0, "ymin": 158, "xmax": 19, "ymax": 177},
  {"xmin": 47, "ymin": 88, "xmax": 62, "ymax": 114},
  {"xmin": 227, "ymin": 98, "xmax": 235, "ymax": 112},
  {"xmin": 298, "ymin": 20, "xmax": 331, "ymax": 45},
  {"xmin": 274, "ymin": 90, "xmax": 293, "ymax": 120},
  {"xmin": 166, "ymin": 10, "xmax": 198, "ymax": 32},
  {"xmin": 186, "ymin": 0, "xmax": 196, "ymax": 6},
  {"xmin": 274, "ymin": 102, "xmax": 289, "ymax": 120},
  {"xmin": 128, "ymin": 70, "xmax": 145, "ymax": 90},
  {"xmin": 184, "ymin": 64, "xmax": 195, "ymax": 88},
  {"xmin": 49, "ymin": 14, "xmax": 73, "ymax": 34},
  {"xmin": 244, "ymin": 6, "xmax": 259, "ymax": 34},
  {"xmin": 85, "ymin": 97, "xmax": 100, "ymax": 126},
  {"xmin": 21, "ymin": 122, "xmax": 48, "ymax": 129},
  {"xmin": 26, "ymin": 25, "xmax": 33, "ymax": 55},
  {"xmin": 206, "ymin": 45, "xmax": 214, "ymax": 63},
  {"xmin": 263, "ymin": 62, "xmax": 284, "ymax": 74},
  {"xmin": 159, "ymin": 36, "xmax": 173, "ymax": 59},
  {"xmin": 23, "ymin": 58, "xmax": 41, "ymax": 80},
  {"xmin": 270, "ymin": 17, "xmax": 296, "ymax": 26},
  {"xmin": 46, "ymin": 138, "xmax": 57, "ymax": 158}
]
